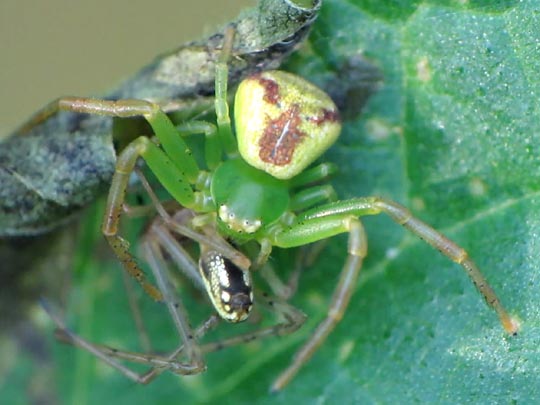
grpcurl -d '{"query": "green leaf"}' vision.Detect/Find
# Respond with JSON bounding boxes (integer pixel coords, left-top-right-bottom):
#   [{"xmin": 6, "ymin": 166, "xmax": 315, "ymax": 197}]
[{"xmin": 8, "ymin": 1, "xmax": 539, "ymax": 404}]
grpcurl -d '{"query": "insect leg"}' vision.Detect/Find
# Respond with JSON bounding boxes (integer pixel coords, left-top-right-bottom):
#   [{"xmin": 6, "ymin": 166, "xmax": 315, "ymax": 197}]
[
  {"xmin": 197, "ymin": 290, "xmax": 307, "ymax": 355},
  {"xmin": 140, "ymin": 232, "xmax": 205, "ymax": 372},
  {"xmin": 50, "ymin": 304, "xmax": 219, "ymax": 383}
]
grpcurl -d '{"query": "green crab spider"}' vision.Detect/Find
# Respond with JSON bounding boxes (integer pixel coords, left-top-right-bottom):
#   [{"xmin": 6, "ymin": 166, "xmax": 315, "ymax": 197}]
[{"xmin": 46, "ymin": 27, "xmax": 519, "ymax": 391}]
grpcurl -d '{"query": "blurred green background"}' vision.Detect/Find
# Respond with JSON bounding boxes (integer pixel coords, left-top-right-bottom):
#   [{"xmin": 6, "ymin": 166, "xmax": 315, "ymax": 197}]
[{"xmin": 0, "ymin": 0, "xmax": 252, "ymax": 134}]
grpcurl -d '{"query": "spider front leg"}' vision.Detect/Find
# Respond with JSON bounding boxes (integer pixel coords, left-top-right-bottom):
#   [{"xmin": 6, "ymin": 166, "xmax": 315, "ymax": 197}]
[
  {"xmin": 36, "ymin": 96, "xmax": 221, "ymax": 376},
  {"xmin": 46, "ymin": 96, "xmax": 217, "ymax": 302},
  {"xmin": 298, "ymin": 196, "xmax": 520, "ymax": 335}
]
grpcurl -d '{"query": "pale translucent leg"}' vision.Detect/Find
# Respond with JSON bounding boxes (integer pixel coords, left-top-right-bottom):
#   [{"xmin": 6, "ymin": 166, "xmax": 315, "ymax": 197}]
[
  {"xmin": 141, "ymin": 235, "xmax": 204, "ymax": 371},
  {"xmin": 270, "ymin": 217, "xmax": 367, "ymax": 391}
]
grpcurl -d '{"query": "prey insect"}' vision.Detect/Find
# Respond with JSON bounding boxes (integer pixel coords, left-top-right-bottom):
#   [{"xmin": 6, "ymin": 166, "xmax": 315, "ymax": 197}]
[
  {"xmin": 47, "ymin": 197, "xmax": 307, "ymax": 385},
  {"xmin": 45, "ymin": 26, "xmax": 519, "ymax": 391}
]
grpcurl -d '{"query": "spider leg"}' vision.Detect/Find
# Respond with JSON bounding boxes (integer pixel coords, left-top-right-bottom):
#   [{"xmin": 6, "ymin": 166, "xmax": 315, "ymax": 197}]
[
  {"xmin": 299, "ymin": 196, "xmax": 520, "ymax": 335},
  {"xmin": 290, "ymin": 185, "xmax": 337, "ymax": 212},
  {"xmin": 34, "ymin": 96, "xmax": 216, "ymax": 301},
  {"xmin": 289, "ymin": 163, "xmax": 339, "ymax": 212},
  {"xmin": 214, "ymin": 26, "xmax": 238, "ymax": 156},
  {"xmin": 270, "ymin": 216, "xmax": 367, "ymax": 391}
]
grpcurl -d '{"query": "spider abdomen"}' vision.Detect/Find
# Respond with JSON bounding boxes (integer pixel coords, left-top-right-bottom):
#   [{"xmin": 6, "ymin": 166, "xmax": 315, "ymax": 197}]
[{"xmin": 234, "ymin": 71, "xmax": 341, "ymax": 180}]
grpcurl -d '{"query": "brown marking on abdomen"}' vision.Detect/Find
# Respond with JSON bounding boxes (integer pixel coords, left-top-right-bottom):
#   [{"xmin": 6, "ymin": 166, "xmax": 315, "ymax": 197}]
[
  {"xmin": 259, "ymin": 104, "xmax": 306, "ymax": 166},
  {"xmin": 308, "ymin": 108, "xmax": 340, "ymax": 125},
  {"xmin": 253, "ymin": 74, "xmax": 281, "ymax": 104}
]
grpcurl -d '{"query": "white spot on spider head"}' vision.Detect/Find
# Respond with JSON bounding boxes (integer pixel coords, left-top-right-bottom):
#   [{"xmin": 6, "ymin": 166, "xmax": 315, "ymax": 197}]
[{"xmin": 218, "ymin": 204, "xmax": 262, "ymax": 234}]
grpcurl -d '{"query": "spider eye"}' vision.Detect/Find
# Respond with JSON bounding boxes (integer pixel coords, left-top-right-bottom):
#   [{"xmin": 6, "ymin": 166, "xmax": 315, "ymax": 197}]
[{"xmin": 199, "ymin": 250, "xmax": 253, "ymax": 323}]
